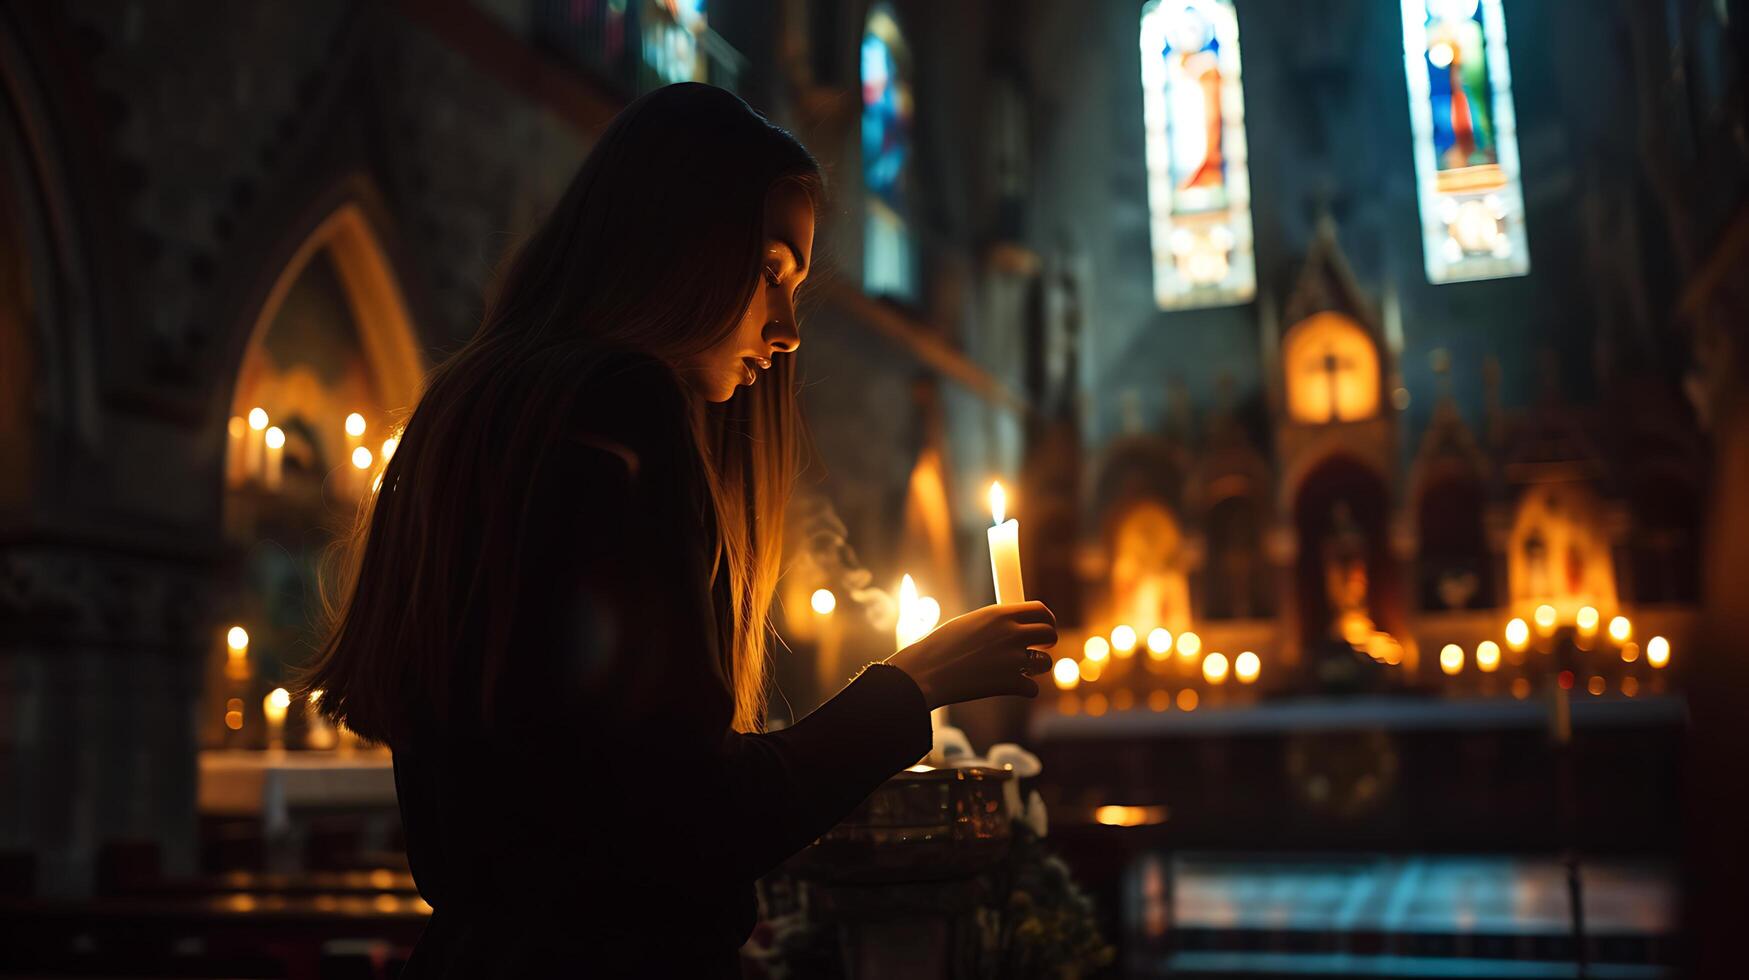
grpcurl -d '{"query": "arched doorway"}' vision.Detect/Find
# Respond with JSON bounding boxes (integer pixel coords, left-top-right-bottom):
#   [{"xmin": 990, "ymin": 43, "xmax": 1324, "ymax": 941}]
[
  {"xmin": 210, "ymin": 201, "xmax": 425, "ymax": 754},
  {"xmin": 1416, "ymin": 473, "xmax": 1492, "ymax": 611}
]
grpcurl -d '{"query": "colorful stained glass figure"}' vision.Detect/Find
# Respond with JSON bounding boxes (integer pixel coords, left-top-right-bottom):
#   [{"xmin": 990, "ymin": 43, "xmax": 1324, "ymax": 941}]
[
  {"xmin": 1139, "ymin": 0, "xmax": 1255, "ymax": 310},
  {"xmin": 643, "ymin": 0, "xmax": 709, "ymax": 86},
  {"xmin": 1402, "ymin": 0, "xmax": 1529, "ymax": 283},
  {"xmin": 862, "ymin": 4, "xmax": 916, "ymax": 299}
]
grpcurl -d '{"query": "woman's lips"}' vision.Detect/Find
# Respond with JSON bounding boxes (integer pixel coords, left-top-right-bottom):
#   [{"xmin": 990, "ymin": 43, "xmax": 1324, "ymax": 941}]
[{"xmin": 741, "ymin": 355, "xmax": 771, "ymax": 385}]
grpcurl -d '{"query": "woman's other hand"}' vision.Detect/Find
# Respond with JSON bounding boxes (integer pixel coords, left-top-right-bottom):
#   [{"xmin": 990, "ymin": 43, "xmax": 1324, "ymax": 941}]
[{"xmin": 886, "ymin": 601, "xmax": 1057, "ymax": 710}]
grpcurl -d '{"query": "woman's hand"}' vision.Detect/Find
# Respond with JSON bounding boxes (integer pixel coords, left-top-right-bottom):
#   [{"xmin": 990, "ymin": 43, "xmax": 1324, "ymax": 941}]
[{"xmin": 886, "ymin": 601, "xmax": 1057, "ymax": 710}]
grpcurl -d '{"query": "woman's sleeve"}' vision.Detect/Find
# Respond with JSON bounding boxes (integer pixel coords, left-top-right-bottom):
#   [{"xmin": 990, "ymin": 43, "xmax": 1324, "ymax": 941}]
[{"xmin": 519, "ymin": 359, "xmax": 932, "ymax": 887}]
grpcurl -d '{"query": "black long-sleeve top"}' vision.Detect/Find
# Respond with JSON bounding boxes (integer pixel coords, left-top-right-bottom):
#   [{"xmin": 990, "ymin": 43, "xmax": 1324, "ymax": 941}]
[{"xmin": 391, "ymin": 353, "xmax": 933, "ymax": 977}]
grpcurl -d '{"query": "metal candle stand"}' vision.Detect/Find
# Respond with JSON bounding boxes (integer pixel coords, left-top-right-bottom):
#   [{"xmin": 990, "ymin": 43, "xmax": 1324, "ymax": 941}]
[{"xmin": 785, "ymin": 765, "xmax": 1015, "ymax": 980}]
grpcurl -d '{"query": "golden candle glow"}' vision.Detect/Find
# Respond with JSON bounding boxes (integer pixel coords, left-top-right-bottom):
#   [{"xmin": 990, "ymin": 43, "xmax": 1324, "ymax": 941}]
[
  {"xmin": 1234, "ymin": 651, "xmax": 1260, "ymax": 684},
  {"xmin": 1176, "ymin": 688, "xmax": 1199, "ymax": 711},
  {"xmin": 351, "ymin": 446, "xmax": 374, "ymax": 470},
  {"xmin": 1621, "ymin": 641, "xmax": 1640, "ymax": 663},
  {"xmin": 263, "ymin": 426, "xmax": 285, "ymax": 491},
  {"xmin": 264, "ymin": 687, "xmax": 291, "ymax": 749},
  {"xmin": 1110, "ymin": 625, "xmax": 1138, "ymax": 657},
  {"xmin": 244, "ymin": 407, "xmax": 268, "ymax": 480},
  {"xmin": 1621, "ymin": 676, "xmax": 1639, "ymax": 697},
  {"xmin": 1576, "ymin": 606, "xmax": 1599, "ymax": 636},
  {"xmin": 810, "ymin": 588, "xmax": 836, "ymax": 616},
  {"xmin": 1146, "ymin": 628, "xmax": 1172, "ymax": 658},
  {"xmin": 986, "ymin": 481, "xmax": 1025, "ymax": 605},
  {"xmin": 226, "ymin": 626, "xmax": 250, "ymax": 652},
  {"xmin": 1083, "ymin": 635, "xmax": 1111, "ymax": 662},
  {"xmin": 1093, "ymin": 804, "xmax": 1168, "ymax": 827},
  {"xmin": 225, "ymin": 697, "xmax": 245, "ymax": 731},
  {"xmin": 1646, "ymin": 635, "xmax": 1670, "ymax": 668},
  {"xmin": 345, "ymin": 413, "xmax": 367, "ymax": 438},
  {"xmin": 1505, "ymin": 617, "xmax": 1530, "ymax": 651},
  {"xmin": 895, "ymin": 575, "xmax": 941, "ymax": 651},
  {"xmin": 1053, "ymin": 657, "xmax": 1081, "ymax": 690},
  {"xmin": 1475, "ymin": 640, "xmax": 1501, "ymax": 673},
  {"xmin": 1439, "ymin": 643, "xmax": 1464, "ymax": 675},
  {"xmin": 381, "ymin": 436, "xmax": 399, "ymax": 460},
  {"xmin": 1607, "ymin": 615, "xmax": 1631, "ymax": 643},
  {"xmin": 1587, "ymin": 675, "xmax": 1606, "ymax": 696},
  {"xmin": 226, "ymin": 416, "xmax": 247, "ymax": 485},
  {"xmin": 264, "ymin": 687, "xmax": 291, "ymax": 717},
  {"xmin": 1078, "ymin": 657, "xmax": 1103, "ymax": 683},
  {"xmin": 1148, "ymin": 689, "xmax": 1171, "ymax": 711},
  {"xmin": 1176, "ymin": 631, "xmax": 1202, "ymax": 658},
  {"xmin": 1201, "ymin": 651, "xmax": 1229, "ymax": 684},
  {"xmin": 1534, "ymin": 604, "xmax": 1557, "ymax": 635}
]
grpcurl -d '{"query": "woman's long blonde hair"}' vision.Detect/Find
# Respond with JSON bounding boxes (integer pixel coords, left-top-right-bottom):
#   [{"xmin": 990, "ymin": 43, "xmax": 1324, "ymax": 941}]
[{"xmin": 301, "ymin": 84, "xmax": 818, "ymax": 743}]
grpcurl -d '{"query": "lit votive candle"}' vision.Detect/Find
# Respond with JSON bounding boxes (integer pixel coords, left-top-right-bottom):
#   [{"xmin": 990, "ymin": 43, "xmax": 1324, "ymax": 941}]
[
  {"xmin": 245, "ymin": 408, "xmax": 269, "ymax": 482},
  {"xmin": 263, "ymin": 687, "xmax": 291, "ymax": 751},
  {"xmin": 263, "ymin": 426, "xmax": 285, "ymax": 492},
  {"xmin": 986, "ymin": 482, "xmax": 1025, "ymax": 604}
]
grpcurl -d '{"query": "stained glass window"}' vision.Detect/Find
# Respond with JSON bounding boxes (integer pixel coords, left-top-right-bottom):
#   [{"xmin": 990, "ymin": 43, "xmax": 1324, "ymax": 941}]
[
  {"xmin": 643, "ymin": 0, "xmax": 709, "ymax": 86},
  {"xmin": 1401, "ymin": 0, "xmax": 1529, "ymax": 283},
  {"xmin": 862, "ymin": 4, "xmax": 916, "ymax": 300},
  {"xmin": 1139, "ymin": 0, "xmax": 1255, "ymax": 310}
]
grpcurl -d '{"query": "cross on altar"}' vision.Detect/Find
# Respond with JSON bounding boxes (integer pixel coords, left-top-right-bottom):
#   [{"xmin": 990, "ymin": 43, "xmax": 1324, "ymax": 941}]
[{"xmin": 1307, "ymin": 344, "xmax": 1354, "ymax": 421}]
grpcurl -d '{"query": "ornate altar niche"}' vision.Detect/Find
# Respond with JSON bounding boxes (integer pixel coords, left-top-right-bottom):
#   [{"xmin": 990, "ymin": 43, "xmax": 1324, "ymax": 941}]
[
  {"xmin": 1506, "ymin": 481, "xmax": 1619, "ymax": 620},
  {"xmin": 1411, "ymin": 399, "xmax": 1495, "ymax": 613},
  {"xmin": 1090, "ymin": 436, "xmax": 1193, "ymax": 637},
  {"xmin": 1291, "ymin": 455, "xmax": 1402, "ymax": 671}
]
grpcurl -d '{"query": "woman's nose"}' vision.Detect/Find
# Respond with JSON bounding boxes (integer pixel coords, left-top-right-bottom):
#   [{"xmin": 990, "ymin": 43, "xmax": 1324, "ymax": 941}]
[{"xmin": 764, "ymin": 298, "xmax": 800, "ymax": 354}]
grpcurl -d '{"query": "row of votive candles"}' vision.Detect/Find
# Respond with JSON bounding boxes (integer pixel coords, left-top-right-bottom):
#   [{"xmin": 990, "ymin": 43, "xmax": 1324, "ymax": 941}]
[
  {"xmin": 226, "ymin": 409, "xmax": 397, "ymax": 493},
  {"xmin": 1434, "ymin": 607, "xmax": 1671, "ymax": 675},
  {"xmin": 223, "ymin": 685, "xmax": 359, "ymax": 751},
  {"xmin": 224, "ymin": 625, "xmax": 358, "ymax": 750},
  {"xmin": 1050, "ymin": 626, "xmax": 1259, "ymax": 691}
]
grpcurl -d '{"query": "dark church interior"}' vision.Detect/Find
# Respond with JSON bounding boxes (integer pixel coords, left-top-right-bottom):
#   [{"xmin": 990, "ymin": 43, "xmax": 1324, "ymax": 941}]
[{"xmin": 3, "ymin": 0, "xmax": 1748, "ymax": 977}]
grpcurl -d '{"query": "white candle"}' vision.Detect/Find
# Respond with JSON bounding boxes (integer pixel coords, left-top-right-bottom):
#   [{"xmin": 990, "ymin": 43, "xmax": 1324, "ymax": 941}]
[
  {"xmin": 226, "ymin": 416, "xmax": 247, "ymax": 487},
  {"xmin": 225, "ymin": 625, "xmax": 251, "ymax": 682},
  {"xmin": 263, "ymin": 426, "xmax": 285, "ymax": 492},
  {"xmin": 245, "ymin": 408, "xmax": 269, "ymax": 483},
  {"xmin": 305, "ymin": 690, "xmax": 336, "ymax": 750},
  {"xmin": 812, "ymin": 589, "xmax": 842, "ymax": 696},
  {"xmin": 987, "ymin": 482, "xmax": 1025, "ymax": 604},
  {"xmin": 345, "ymin": 412, "xmax": 366, "ymax": 452},
  {"xmin": 263, "ymin": 687, "xmax": 291, "ymax": 751},
  {"xmin": 350, "ymin": 445, "xmax": 374, "ymax": 497}
]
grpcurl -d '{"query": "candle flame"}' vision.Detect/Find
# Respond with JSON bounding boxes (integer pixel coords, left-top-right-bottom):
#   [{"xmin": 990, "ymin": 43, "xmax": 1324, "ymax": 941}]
[
  {"xmin": 264, "ymin": 426, "xmax": 285, "ymax": 450},
  {"xmin": 248, "ymin": 407, "xmax": 269, "ymax": 431},
  {"xmin": 916, "ymin": 597, "xmax": 941, "ymax": 633},
  {"xmin": 267, "ymin": 687, "xmax": 292, "ymax": 710},
  {"xmin": 989, "ymin": 481, "xmax": 1006, "ymax": 525},
  {"xmin": 899, "ymin": 573, "xmax": 918, "ymax": 606}
]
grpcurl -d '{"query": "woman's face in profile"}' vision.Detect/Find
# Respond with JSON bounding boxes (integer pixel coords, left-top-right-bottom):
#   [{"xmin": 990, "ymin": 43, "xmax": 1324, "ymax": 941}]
[{"xmin": 682, "ymin": 181, "xmax": 815, "ymax": 402}]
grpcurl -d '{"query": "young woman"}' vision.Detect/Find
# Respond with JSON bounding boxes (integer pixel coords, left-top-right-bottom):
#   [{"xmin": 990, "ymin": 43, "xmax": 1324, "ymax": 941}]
[{"xmin": 303, "ymin": 84, "xmax": 1056, "ymax": 976}]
